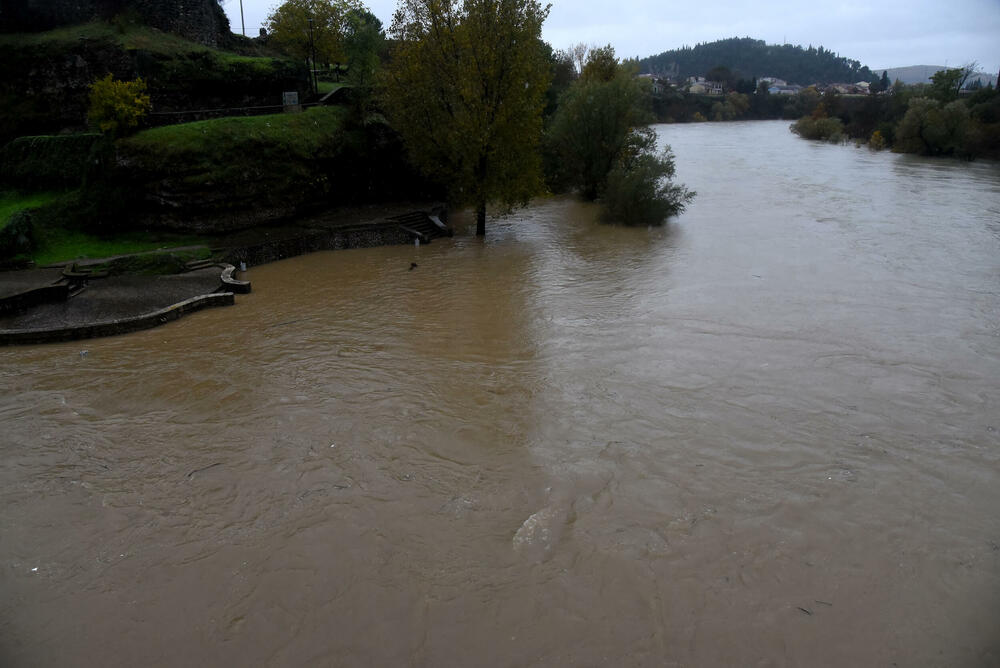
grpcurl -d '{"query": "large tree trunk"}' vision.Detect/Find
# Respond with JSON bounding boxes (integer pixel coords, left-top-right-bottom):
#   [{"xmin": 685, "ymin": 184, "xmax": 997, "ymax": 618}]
[{"xmin": 476, "ymin": 201, "xmax": 486, "ymax": 237}]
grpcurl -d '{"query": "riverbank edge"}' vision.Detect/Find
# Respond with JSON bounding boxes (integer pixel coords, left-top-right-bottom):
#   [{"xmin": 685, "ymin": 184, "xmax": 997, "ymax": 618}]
[{"xmin": 0, "ymin": 206, "xmax": 451, "ymax": 345}]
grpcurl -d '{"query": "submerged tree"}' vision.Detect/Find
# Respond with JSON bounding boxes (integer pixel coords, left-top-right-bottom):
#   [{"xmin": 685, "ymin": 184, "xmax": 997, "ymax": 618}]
[
  {"xmin": 382, "ymin": 0, "xmax": 551, "ymax": 236},
  {"xmin": 545, "ymin": 46, "xmax": 693, "ymax": 225},
  {"xmin": 545, "ymin": 72, "xmax": 648, "ymax": 199},
  {"xmin": 601, "ymin": 127, "xmax": 694, "ymax": 225}
]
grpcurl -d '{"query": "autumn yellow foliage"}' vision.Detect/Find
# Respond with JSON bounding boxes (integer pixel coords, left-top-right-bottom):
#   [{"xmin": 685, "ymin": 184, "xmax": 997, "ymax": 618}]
[
  {"xmin": 868, "ymin": 130, "xmax": 887, "ymax": 151},
  {"xmin": 87, "ymin": 74, "xmax": 152, "ymax": 136}
]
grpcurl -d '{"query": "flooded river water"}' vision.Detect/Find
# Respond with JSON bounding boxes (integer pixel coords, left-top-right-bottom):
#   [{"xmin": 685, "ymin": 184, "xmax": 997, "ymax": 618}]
[{"xmin": 2, "ymin": 121, "xmax": 999, "ymax": 666}]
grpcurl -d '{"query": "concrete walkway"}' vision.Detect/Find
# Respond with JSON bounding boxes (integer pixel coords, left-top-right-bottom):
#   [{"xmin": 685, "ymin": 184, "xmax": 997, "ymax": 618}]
[{"xmin": 0, "ymin": 267, "xmax": 226, "ymax": 332}]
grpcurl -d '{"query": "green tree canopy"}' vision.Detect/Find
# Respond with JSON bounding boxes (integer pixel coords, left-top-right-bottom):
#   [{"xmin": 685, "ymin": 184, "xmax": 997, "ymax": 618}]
[
  {"xmin": 265, "ymin": 0, "xmax": 365, "ymax": 67},
  {"xmin": 580, "ymin": 45, "xmax": 618, "ymax": 83},
  {"xmin": 928, "ymin": 65, "xmax": 975, "ymax": 103},
  {"xmin": 705, "ymin": 65, "xmax": 734, "ymax": 87},
  {"xmin": 545, "ymin": 71, "xmax": 649, "ymax": 199},
  {"xmin": 342, "ymin": 7, "xmax": 385, "ymax": 114},
  {"xmin": 382, "ymin": 0, "xmax": 552, "ymax": 236},
  {"xmin": 545, "ymin": 46, "xmax": 693, "ymax": 224},
  {"xmin": 895, "ymin": 97, "xmax": 969, "ymax": 155}
]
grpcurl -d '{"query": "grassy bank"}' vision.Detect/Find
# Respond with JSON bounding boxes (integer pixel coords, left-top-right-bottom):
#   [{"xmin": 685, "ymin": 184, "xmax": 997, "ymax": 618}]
[
  {"xmin": 32, "ymin": 223, "xmax": 207, "ymax": 266},
  {"xmin": 121, "ymin": 105, "xmax": 349, "ymax": 167},
  {"xmin": 1, "ymin": 190, "xmax": 208, "ymax": 265},
  {"xmin": 112, "ymin": 106, "xmax": 353, "ymax": 231}
]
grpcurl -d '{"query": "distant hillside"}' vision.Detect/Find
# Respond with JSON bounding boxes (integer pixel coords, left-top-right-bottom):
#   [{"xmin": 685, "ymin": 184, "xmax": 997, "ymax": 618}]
[
  {"xmin": 639, "ymin": 37, "xmax": 873, "ymax": 86},
  {"xmin": 872, "ymin": 65, "xmax": 997, "ymax": 88}
]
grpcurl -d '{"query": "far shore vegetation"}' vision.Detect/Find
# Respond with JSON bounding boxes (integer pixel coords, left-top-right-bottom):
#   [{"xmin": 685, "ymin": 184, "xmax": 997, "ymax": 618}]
[{"xmin": 790, "ymin": 65, "xmax": 999, "ymax": 159}]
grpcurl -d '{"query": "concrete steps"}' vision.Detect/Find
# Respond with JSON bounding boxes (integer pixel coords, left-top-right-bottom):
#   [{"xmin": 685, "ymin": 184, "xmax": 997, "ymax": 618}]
[{"xmin": 387, "ymin": 210, "xmax": 453, "ymax": 244}]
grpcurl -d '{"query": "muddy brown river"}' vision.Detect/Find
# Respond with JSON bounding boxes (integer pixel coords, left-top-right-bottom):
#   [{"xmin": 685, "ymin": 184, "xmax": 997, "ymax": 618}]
[{"xmin": 2, "ymin": 121, "xmax": 999, "ymax": 666}]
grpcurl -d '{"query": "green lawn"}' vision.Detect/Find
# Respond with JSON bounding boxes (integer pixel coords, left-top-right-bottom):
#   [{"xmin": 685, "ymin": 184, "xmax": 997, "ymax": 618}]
[
  {"xmin": 2, "ymin": 190, "xmax": 209, "ymax": 265},
  {"xmin": 317, "ymin": 81, "xmax": 349, "ymax": 95},
  {"xmin": 120, "ymin": 106, "xmax": 348, "ymax": 179},
  {"xmin": 31, "ymin": 227, "xmax": 209, "ymax": 266}
]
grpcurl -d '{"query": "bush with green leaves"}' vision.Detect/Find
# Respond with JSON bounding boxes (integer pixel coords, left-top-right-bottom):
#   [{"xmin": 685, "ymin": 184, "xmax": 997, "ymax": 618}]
[
  {"xmin": 601, "ymin": 128, "xmax": 694, "ymax": 226},
  {"xmin": 544, "ymin": 70, "xmax": 649, "ymax": 199},
  {"xmin": 87, "ymin": 74, "xmax": 152, "ymax": 136},
  {"xmin": 895, "ymin": 97, "xmax": 969, "ymax": 156},
  {"xmin": 545, "ymin": 46, "xmax": 694, "ymax": 224},
  {"xmin": 790, "ymin": 115, "xmax": 844, "ymax": 142}
]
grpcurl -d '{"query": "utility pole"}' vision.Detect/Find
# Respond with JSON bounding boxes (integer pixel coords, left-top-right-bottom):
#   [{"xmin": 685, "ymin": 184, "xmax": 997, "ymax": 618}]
[
  {"xmin": 308, "ymin": 17, "xmax": 318, "ymax": 95},
  {"xmin": 239, "ymin": 0, "xmax": 245, "ymax": 36}
]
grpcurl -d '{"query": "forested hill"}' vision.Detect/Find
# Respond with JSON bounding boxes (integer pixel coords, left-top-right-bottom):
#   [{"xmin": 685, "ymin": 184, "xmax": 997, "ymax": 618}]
[{"xmin": 639, "ymin": 38, "xmax": 873, "ymax": 85}]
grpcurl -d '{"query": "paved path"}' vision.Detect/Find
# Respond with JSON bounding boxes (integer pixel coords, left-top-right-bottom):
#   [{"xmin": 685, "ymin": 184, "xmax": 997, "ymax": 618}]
[{"xmin": 0, "ymin": 268, "xmax": 225, "ymax": 331}]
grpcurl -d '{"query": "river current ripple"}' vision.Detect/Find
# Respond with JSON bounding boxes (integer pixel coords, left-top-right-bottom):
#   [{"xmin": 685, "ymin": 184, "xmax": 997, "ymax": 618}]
[{"xmin": 2, "ymin": 121, "xmax": 999, "ymax": 666}]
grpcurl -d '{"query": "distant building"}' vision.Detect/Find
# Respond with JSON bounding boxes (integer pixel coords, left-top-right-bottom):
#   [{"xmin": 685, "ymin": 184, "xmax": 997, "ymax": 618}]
[
  {"xmin": 767, "ymin": 84, "xmax": 802, "ymax": 95},
  {"xmin": 826, "ymin": 83, "xmax": 865, "ymax": 95},
  {"xmin": 687, "ymin": 76, "xmax": 724, "ymax": 95},
  {"xmin": 637, "ymin": 73, "xmax": 668, "ymax": 95}
]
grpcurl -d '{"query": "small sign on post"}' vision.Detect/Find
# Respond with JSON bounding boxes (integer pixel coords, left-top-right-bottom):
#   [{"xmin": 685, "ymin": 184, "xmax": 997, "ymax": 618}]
[{"xmin": 283, "ymin": 91, "xmax": 301, "ymax": 113}]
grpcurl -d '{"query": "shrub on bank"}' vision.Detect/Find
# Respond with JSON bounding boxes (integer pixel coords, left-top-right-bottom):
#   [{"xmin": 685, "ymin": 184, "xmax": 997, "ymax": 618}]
[
  {"xmin": 868, "ymin": 130, "xmax": 887, "ymax": 151},
  {"xmin": 790, "ymin": 115, "xmax": 845, "ymax": 142},
  {"xmin": 88, "ymin": 75, "xmax": 151, "ymax": 136}
]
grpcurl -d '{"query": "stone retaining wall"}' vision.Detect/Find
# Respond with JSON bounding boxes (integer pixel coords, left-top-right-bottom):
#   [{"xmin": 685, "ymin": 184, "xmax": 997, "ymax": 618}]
[{"xmin": 222, "ymin": 225, "xmax": 415, "ymax": 268}]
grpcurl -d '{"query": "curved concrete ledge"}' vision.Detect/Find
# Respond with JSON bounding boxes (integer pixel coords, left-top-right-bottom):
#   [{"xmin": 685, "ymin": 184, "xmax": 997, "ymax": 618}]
[
  {"xmin": 219, "ymin": 264, "xmax": 251, "ymax": 293},
  {"xmin": 0, "ymin": 292, "xmax": 235, "ymax": 346}
]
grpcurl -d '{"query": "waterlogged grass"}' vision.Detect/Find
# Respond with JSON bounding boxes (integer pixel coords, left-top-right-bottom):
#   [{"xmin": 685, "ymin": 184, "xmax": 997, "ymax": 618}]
[{"xmin": 0, "ymin": 192, "xmax": 61, "ymax": 229}]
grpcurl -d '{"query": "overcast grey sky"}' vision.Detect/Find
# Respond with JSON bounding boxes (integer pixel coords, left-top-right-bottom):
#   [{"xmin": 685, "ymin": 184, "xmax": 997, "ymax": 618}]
[{"xmin": 220, "ymin": 0, "xmax": 1000, "ymax": 74}]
